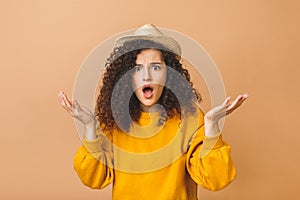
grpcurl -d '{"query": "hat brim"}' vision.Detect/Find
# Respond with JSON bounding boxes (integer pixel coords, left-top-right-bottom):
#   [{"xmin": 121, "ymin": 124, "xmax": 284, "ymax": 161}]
[{"xmin": 114, "ymin": 35, "xmax": 181, "ymax": 56}]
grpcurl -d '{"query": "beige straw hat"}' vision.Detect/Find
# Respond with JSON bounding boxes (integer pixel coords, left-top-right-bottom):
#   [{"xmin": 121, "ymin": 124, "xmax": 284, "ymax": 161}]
[{"xmin": 114, "ymin": 24, "xmax": 182, "ymax": 56}]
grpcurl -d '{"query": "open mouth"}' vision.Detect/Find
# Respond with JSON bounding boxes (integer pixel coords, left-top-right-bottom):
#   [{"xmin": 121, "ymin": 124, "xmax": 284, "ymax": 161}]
[{"xmin": 142, "ymin": 85, "xmax": 153, "ymax": 99}]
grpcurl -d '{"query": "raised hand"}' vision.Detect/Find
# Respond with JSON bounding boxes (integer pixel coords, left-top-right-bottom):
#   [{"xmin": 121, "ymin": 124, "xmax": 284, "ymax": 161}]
[
  {"xmin": 58, "ymin": 91, "xmax": 96, "ymax": 126},
  {"xmin": 204, "ymin": 93, "xmax": 248, "ymax": 137},
  {"xmin": 204, "ymin": 93, "xmax": 248, "ymax": 123}
]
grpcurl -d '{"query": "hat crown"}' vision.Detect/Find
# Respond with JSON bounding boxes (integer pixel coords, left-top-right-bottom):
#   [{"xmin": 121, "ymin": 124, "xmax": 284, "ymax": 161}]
[
  {"xmin": 134, "ymin": 24, "xmax": 164, "ymax": 36},
  {"xmin": 114, "ymin": 24, "xmax": 181, "ymax": 56}
]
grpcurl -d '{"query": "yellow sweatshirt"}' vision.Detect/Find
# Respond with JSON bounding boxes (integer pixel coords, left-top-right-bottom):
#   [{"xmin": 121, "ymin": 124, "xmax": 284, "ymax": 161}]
[{"xmin": 74, "ymin": 109, "xmax": 236, "ymax": 200}]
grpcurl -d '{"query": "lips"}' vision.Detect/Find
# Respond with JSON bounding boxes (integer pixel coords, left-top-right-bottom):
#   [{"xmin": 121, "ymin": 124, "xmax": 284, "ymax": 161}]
[{"xmin": 142, "ymin": 84, "xmax": 153, "ymax": 99}]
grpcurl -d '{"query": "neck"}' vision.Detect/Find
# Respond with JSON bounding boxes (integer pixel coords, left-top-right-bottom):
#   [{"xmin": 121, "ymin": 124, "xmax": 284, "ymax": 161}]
[{"xmin": 141, "ymin": 104, "xmax": 162, "ymax": 113}]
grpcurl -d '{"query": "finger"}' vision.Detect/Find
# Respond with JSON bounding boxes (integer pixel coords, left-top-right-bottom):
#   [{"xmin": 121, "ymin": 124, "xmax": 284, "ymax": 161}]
[
  {"xmin": 60, "ymin": 100, "xmax": 73, "ymax": 115},
  {"xmin": 59, "ymin": 91, "xmax": 72, "ymax": 107},
  {"xmin": 58, "ymin": 91, "xmax": 65, "ymax": 104},
  {"xmin": 58, "ymin": 91, "xmax": 64, "ymax": 98},
  {"xmin": 72, "ymin": 99, "xmax": 82, "ymax": 112},
  {"xmin": 235, "ymin": 96, "xmax": 247, "ymax": 107},
  {"xmin": 225, "ymin": 102, "xmax": 232, "ymax": 109},
  {"xmin": 63, "ymin": 93, "xmax": 73, "ymax": 108},
  {"xmin": 227, "ymin": 94, "xmax": 247, "ymax": 111},
  {"xmin": 72, "ymin": 99, "xmax": 81, "ymax": 109},
  {"xmin": 236, "ymin": 93, "xmax": 248, "ymax": 103},
  {"xmin": 58, "ymin": 94, "xmax": 68, "ymax": 108},
  {"xmin": 236, "ymin": 94, "xmax": 248, "ymax": 105},
  {"xmin": 61, "ymin": 98, "xmax": 73, "ymax": 113},
  {"xmin": 224, "ymin": 93, "xmax": 248, "ymax": 116},
  {"xmin": 222, "ymin": 96, "xmax": 231, "ymax": 107},
  {"xmin": 58, "ymin": 92, "xmax": 73, "ymax": 113},
  {"xmin": 62, "ymin": 95, "xmax": 72, "ymax": 108},
  {"xmin": 62, "ymin": 95, "xmax": 74, "ymax": 114},
  {"xmin": 58, "ymin": 91, "xmax": 76, "ymax": 117},
  {"xmin": 226, "ymin": 95, "xmax": 242, "ymax": 110},
  {"xmin": 225, "ymin": 109, "xmax": 233, "ymax": 115},
  {"xmin": 225, "ymin": 96, "xmax": 231, "ymax": 104},
  {"xmin": 242, "ymin": 92, "xmax": 249, "ymax": 98}
]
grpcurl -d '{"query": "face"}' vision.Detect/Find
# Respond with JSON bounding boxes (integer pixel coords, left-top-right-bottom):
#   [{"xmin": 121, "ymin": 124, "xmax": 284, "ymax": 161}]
[{"xmin": 131, "ymin": 49, "xmax": 167, "ymax": 112}]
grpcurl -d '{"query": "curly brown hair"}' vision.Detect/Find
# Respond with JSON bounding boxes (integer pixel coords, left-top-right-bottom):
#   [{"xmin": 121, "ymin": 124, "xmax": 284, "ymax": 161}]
[{"xmin": 95, "ymin": 39, "xmax": 202, "ymax": 133}]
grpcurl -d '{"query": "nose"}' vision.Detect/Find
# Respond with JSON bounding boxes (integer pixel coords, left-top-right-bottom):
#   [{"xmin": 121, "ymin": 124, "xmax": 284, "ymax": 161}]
[{"xmin": 142, "ymin": 66, "xmax": 152, "ymax": 82}]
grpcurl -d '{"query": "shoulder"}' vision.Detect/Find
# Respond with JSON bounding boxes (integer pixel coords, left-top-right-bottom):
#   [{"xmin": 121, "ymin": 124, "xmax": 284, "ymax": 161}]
[
  {"xmin": 179, "ymin": 103, "xmax": 204, "ymax": 131},
  {"xmin": 186, "ymin": 102, "xmax": 204, "ymax": 122}
]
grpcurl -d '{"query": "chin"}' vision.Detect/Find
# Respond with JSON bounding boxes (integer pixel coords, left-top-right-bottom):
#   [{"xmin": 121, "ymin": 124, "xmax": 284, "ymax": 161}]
[
  {"xmin": 139, "ymin": 99, "xmax": 159, "ymax": 110},
  {"xmin": 142, "ymin": 101, "xmax": 156, "ymax": 108}
]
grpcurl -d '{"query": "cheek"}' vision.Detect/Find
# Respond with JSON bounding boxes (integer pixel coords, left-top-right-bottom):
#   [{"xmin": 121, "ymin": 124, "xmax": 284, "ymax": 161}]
[
  {"xmin": 156, "ymin": 85, "xmax": 165, "ymax": 97},
  {"xmin": 131, "ymin": 75, "xmax": 141, "ymax": 90},
  {"xmin": 162, "ymin": 69, "xmax": 167, "ymax": 84},
  {"xmin": 153, "ymin": 71, "xmax": 167, "ymax": 85}
]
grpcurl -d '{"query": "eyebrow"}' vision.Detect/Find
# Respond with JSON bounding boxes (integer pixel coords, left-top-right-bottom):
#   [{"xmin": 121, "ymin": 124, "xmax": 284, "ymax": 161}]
[{"xmin": 135, "ymin": 62, "xmax": 163, "ymax": 66}]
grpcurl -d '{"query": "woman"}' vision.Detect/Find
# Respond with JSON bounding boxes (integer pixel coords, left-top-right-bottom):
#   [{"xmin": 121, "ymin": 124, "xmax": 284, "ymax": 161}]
[{"xmin": 58, "ymin": 24, "xmax": 247, "ymax": 199}]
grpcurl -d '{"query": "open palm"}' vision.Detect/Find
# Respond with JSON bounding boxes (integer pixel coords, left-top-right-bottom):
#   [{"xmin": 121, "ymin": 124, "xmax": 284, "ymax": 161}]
[
  {"xmin": 58, "ymin": 91, "xmax": 96, "ymax": 126},
  {"xmin": 205, "ymin": 93, "xmax": 248, "ymax": 123}
]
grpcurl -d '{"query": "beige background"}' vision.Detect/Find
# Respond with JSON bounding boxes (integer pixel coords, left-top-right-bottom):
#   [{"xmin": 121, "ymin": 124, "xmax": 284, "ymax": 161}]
[{"xmin": 1, "ymin": 0, "xmax": 299, "ymax": 199}]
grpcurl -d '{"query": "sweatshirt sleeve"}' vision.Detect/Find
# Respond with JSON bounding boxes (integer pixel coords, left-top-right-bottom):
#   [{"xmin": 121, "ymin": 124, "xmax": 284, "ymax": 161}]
[
  {"xmin": 186, "ymin": 112, "xmax": 236, "ymax": 191},
  {"xmin": 73, "ymin": 130, "xmax": 114, "ymax": 189}
]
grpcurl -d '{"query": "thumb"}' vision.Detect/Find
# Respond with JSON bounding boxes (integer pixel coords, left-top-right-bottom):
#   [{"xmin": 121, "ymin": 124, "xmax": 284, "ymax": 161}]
[
  {"xmin": 72, "ymin": 99, "xmax": 81, "ymax": 109},
  {"xmin": 223, "ymin": 96, "xmax": 231, "ymax": 107}
]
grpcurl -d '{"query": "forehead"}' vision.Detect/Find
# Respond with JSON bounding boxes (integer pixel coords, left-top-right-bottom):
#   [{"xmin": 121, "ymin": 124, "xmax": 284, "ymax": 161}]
[{"xmin": 135, "ymin": 49, "xmax": 164, "ymax": 63}]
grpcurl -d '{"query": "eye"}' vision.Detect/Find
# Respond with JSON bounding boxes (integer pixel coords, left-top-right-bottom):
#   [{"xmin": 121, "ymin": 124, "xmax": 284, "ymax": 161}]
[
  {"xmin": 151, "ymin": 65, "xmax": 161, "ymax": 71},
  {"xmin": 134, "ymin": 65, "xmax": 142, "ymax": 72}
]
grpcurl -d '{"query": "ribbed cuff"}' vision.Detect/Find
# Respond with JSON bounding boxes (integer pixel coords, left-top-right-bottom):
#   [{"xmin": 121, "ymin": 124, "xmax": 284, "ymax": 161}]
[
  {"xmin": 82, "ymin": 136, "xmax": 102, "ymax": 154},
  {"xmin": 199, "ymin": 132, "xmax": 223, "ymax": 159}
]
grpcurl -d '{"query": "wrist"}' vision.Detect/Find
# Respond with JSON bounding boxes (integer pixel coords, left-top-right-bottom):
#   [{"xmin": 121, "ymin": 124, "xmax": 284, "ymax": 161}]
[
  {"xmin": 84, "ymin": 120, "xmax": 97, "ymax": 128},
  {"xmin": 84, "ymin": 121, "xmax": 98, "ymax": 140},
  {"xmin": 204, "ymin": 117, "xmax": 218, "ymax": 127},
  {"xmin": 204, "ymin": 119, "xmax": 220, "ymax": 137}
]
